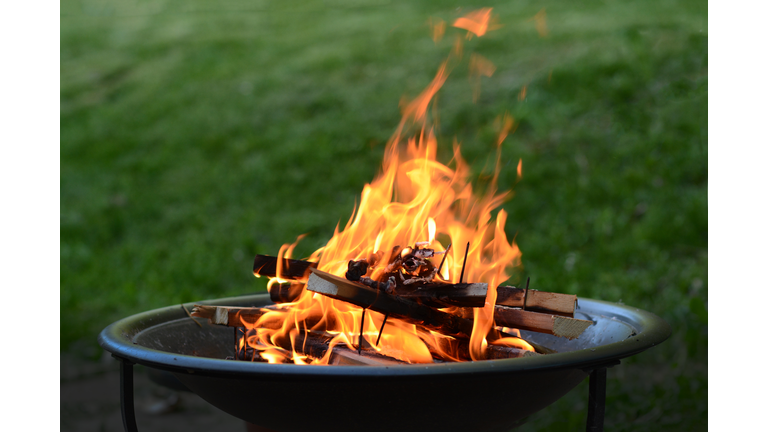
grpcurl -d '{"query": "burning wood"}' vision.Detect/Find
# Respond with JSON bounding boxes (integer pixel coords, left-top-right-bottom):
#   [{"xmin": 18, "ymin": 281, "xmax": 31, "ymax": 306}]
[
  {"xmin": 342, "ymin": 245, "xmax": 451, "ymax": 291},
  {"xmin": 192, "ymin": 305, "xmax": 271, "ymax": 326},
  {"xmin": 191, "ymin": 13, "xmax": 599, "ymax": 365},
  {"xmin": 484, "ymin": 344, "xmax": 542, "ymax": 360},
  {"xmin": 261, "ymin": 257, "xmax": 577, "ymax": 316},
  {"xmin": 341, "ymin": 247, "xmax": 487, "ymax": 307},
  {"xmin": 193, "ymin": 298, "xmax": 556, "ymax": 358},
  {"xmin": 199, "ymin": 251, "xmax": 591, "ymax": 362},
  {"xmin": 329, "ymin": 348, "xmax": 407, "ymax": 366},
  {"xmin": 268, "ymin": 283, "xmax": 304, "ymax": 304},
  {"xmin": 253, "ymin": 254, "xmax": 317, "ymax": 280},
  {"xmin": 389, "ymin": 282, "xmax": 487, "ymax": 307},
  {"xmin": 234, "ymin": 328, "xmax": 406, "ymax": 366},
  {"xmin": 191, "ymin": 304, "xmax": 338, "ymax": 330},
  {"xmin": 196, "ymin": 259, "xmax": 589, "ymax": 363},
  {"xmin": 306, "ymin": 269, "xmax": 476, "ymax": 338},
  {"xmin": 419, "ymin": 330, "xmax": 542, "ymax": 361},
  {"xmin": 307, "ymin": 267, "xmax": 562, "ymax": 353}
]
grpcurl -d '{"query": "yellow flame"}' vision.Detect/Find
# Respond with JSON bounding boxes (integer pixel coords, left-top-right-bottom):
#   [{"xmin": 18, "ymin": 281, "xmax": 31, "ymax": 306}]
[
  {"xmin": 373, "ymin": 231, "xmax": 384, "ymax": 254},
  {"xmin": 493, "ymin": 337, "xmax": 535, "ymax": 352},
  {"xmin": 428, "ymin": 218, "xmax": 436, "ymax": 243}
]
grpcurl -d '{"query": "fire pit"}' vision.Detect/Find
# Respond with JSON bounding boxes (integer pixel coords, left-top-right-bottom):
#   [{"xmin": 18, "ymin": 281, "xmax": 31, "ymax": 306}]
[
  {"xmin": 99, "ymin": 293, "xmax": 670, "ymax": 432},
  {"xmin": 98, "ymin": 9, "xmax": 672, "ymax": 431}
]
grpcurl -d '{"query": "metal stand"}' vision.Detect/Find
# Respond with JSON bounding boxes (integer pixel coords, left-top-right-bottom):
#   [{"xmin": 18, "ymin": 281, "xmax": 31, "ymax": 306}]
[
  {"xmin": 115, "ymin": 355, "xmax": 139, "ymax": 432},
  {"xmin": 586, "ymin": 367, "xmax": 607, "ymax": 432},
  {"xmin": 114, "ymin": 355, "xmax": 618, "ymax": 432},
  {"xmin": 585, "ymin": 360, "xmax": 619, "ymax": 432}
]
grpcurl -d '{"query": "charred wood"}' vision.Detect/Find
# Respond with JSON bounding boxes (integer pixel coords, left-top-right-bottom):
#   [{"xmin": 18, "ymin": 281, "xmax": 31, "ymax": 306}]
[
  {"xmin": 307, "ymin": 269, "xmax": 477, "ymax": 338},
  {"xmin": 234, "ymin": 329, "xmax": 406, "ymax": 365},
  {"xmin": 345, "ymin": 259, "xmax": 487, "ymax": 307},
  {"xmin": 308, "ymin": 269, "xmax": 548, "ymax": 351},
  {"xmin": 392, "ymin": 282, "xmax": 487, "ymax": 308},
  {"xmin": 268, "ymin": 283, "xmax": 304, "ymax": 304},
  {"xmin": 420, "ymin": 334, "xmax": 541, "ymax": 361},
  {"xmin": 253, "ymin": 255, "xmax": 317, "ymax": 280}
]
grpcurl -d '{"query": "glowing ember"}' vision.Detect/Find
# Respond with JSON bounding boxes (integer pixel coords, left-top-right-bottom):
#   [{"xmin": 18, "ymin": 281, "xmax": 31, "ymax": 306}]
[{"xmin": 246, "ymin": 8, "xmax": 530, "ymax": 364}]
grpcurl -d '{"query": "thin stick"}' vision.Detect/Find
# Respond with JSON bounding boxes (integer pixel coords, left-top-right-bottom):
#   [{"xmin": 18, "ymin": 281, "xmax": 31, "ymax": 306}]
[
  {"xmin": 522, "ymin": 277, "xmax": 530, "ymax": 310},
  {"xmin": 376, "ymin": 313, "xmax": 389, "ymax": 347},
  {"xmin": 459, "ymin": 242, "xmax": 470, "ymax": 283},
  {"xmin": 181, "ymin": 304, "xmax": 203, "ymax": 328},
  {"xmin": 436, "ymin": 243, "xmax": 452, "ymax": 279},
  {"xmin": 359, "ymin": 308, "xmax": 366, "ymax": 355}
]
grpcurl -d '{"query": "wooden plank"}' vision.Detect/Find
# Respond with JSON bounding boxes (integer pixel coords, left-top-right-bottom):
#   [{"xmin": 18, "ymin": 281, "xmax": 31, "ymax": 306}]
[
  {"xmin": 393, "ymin": 282, "xmax": 488, "ymax": 308},
  {"xmin": 421, "ymin": 334, "xmax": 542, "ymax": 361},
  {"xmin": 496, "ymin": 286, "xmax": 577, "ymax": 316},
  {"xmin": 267, "ymin": 279, "xmax": 488, "ymax": 308},
  {"xmin": 234, "ymin": 331, "xmax": 405, "ymax": 365},
  {"xmin": 253, "ymin": 254, "xmax": 317, "ymax": 280},
  {"xmin": 484, "ymin": 345, "xmax": 542, "ymax": 360},
  {"xmin": 289, "ymin": 332, "xmax": 406, "ymax": 365},
  {"xmin": 329, "ymin": 347, "xmax": 407, "ymax": 366},
  {"xmin": 307, "ymin": 269, "xmax": 477, "ymax": 338},
  {"xmin": 308, "ymin": 269, "xmax": 550, "ymax": 353},
  {"xmin": 191, "ymin": 305, "xmax": 268, "ymax": 326},
  {"xmin": 493, "ymin": 307, "xmax": 592, "ymax": 340},
  {"xmin": 269, "ymin": 283, "xmax": 305, "ymax": 303},
  {"xmin": 191, "ymin": 304, "xmax": 335, "ymax": 330}
]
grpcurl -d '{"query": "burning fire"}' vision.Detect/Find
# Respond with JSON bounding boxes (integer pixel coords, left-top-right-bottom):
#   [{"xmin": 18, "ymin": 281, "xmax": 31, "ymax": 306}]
[{"xmin": 247, "ymin": 8, "xmax": 528, "ymax": 364}]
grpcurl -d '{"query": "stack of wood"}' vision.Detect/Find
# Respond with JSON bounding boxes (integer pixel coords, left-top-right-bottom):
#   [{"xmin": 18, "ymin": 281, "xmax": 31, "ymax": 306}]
[{"xmin": 192, "ymin": 248, "xmax": 592, "ymax": 365}]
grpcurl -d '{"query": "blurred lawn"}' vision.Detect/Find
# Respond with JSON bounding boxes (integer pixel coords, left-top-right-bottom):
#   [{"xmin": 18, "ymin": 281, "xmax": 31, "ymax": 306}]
[{"xmin": 61, "ymin": 0, "xmax": 706, "ymax": 430}]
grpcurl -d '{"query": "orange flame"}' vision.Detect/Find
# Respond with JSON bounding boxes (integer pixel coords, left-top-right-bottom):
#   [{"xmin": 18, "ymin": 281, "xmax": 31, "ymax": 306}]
[
  {"xmin": 469, "ymin": 53, "xmax": 496, "ymax": 102},
  {"xmin": 496, "ymin": 113, "xmax": 515, "ymax": 146},
  {"xmin": 453, "ymin": 8, "xmax": 495, "ymax": 38},
  {"xmin": 518, "ymin": 85, "xmax": 527, "ymax": 101},
  {"xmin": 529, "ymin": 8, "xmax": 549, "ymax": 38},
  {"xmin": 429, "ymin": 17, "xmax": 446, "ymax": 43},
  {"xmin": 245, "ymin": 11, "xmax": 529, "ymax": 364},
  {"xmin": 493, "ymin": 336, "xmax": 535, "ymax": 352}
]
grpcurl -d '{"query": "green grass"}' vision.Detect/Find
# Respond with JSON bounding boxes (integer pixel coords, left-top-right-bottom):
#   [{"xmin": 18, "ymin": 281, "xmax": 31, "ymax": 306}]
[{"xmin": 61, "ymin": 0, "xmax": 707, "ymax": 430}]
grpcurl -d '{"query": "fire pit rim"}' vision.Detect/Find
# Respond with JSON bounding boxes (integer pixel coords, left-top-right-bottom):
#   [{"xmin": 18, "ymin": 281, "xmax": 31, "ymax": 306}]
[{"xmin": 98, "ymin": 293, "xmax": 670, "ymax": 378}]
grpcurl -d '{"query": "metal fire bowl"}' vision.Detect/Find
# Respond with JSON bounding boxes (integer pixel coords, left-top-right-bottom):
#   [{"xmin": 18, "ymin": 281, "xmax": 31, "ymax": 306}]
[{"xmin": 99, "ymin": 294, "xmax": 670, "ymax": 432}]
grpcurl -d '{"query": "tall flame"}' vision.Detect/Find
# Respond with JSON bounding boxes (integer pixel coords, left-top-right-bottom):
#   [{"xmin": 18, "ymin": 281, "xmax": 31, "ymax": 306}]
[{"xmin": 249, "ymin": 8, "xmax": 525, "ymax": 364}]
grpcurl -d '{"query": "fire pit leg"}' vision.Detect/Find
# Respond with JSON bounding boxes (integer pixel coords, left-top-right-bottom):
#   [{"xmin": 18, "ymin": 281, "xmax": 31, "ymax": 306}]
[
  {"xmin": 586, "ymin": 367, "xmax": 607, "ymax": 432},
  {"xmin": 114, "ymin": 355, "xmax": 139, "ymax": 432}
]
